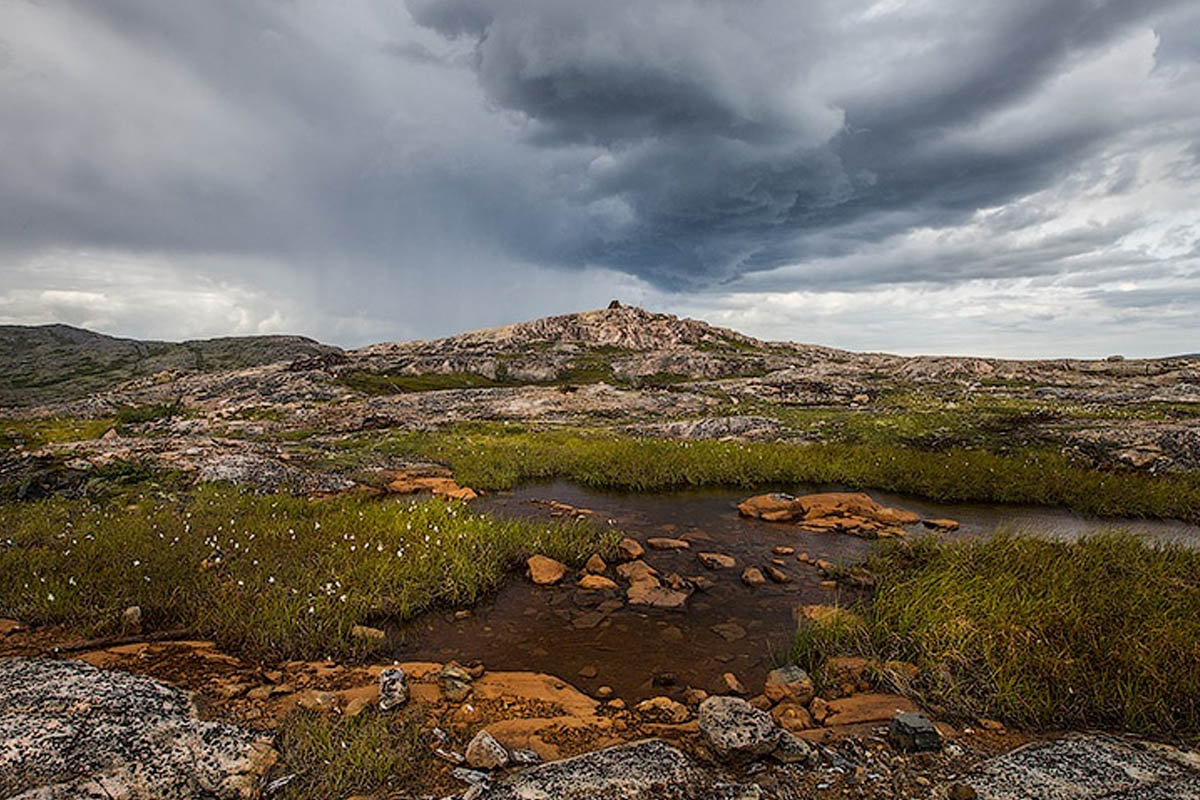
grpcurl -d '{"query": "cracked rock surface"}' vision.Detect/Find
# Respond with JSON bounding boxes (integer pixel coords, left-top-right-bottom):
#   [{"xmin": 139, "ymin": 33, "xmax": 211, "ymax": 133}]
[{"xmin": 0, "ymin": 658, "xmax": 276, "ymax": 800}]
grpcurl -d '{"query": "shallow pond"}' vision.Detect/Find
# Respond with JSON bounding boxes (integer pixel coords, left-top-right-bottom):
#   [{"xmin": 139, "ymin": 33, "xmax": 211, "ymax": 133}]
[{"xmin": 388, "ymin": 481, "xmax": 1200, "ymax": 704}]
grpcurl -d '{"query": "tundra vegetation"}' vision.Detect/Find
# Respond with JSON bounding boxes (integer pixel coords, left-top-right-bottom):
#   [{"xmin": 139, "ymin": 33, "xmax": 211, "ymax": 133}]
[
  {"xmin": 792, "ymin": 533, "xmax": 1200, "ymax": 741},
  {"xmin": 0, "ymin": 486, "xmax": 616, "ymax": 660}
]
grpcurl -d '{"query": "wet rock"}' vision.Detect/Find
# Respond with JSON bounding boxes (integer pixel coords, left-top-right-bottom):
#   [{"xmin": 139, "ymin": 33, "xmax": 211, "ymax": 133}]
[
  {"xmin": 711, "ymin": 622, "xmax": 747, "ymax": 642},
  {"xmin": 647, "ymin": 537, "xmax": 690, "ymax": 551},
  {"xmin": 923, "ymin": 518, "xmax": 961, "ymax": 531},
  {"xmin": 528, "ymin": 555, "xmax": 568, "ymax": 585},
  {"xmin": 763, "ymin": 665, "xmax": 814, "ymax": 705},
  {"xmin": 466, "ymin": 730, "xmax": 510, "ymax": 770},
  {"xmin": 616, "ymin": 538, "xmax": 645, "ymax": 561},
  {"xmin": 721, "ymin": 673, "xmax": 747, "ymax": 695},
  {"xmin": 764, "ymin": 565, "xmax": 790, "ymax": 583},
  {"xmin": 585, "ymin": 554, "xmax": 608, "ymax": 574},
  {"xmin": 578, "ymin": 665, "xmax": 599, "ymax": 679},
  {"xmin": 477, "ymin": 739, "xmax": 703, "ymax": 800},
  {"xmin": 772, "ymin": 546, "xmax": 795, "ymax": 556},
  {"xmin": 379, "ymin": 667, "xmax": 409, "ymax": 710},
  {"xmin": 889, "ymin": 712, "xmax": 942, "ymax": 752},
  {"xmin": 578, "ymin": 574, "xmax": 619, "ymax": 591},
  {"xmin": 698, "ymin": 552, "xmax": 736, "ymax": 569},
  {"xmin": 636, "ymin": 696, "xmax": 691, "ymax": 724},
  {"xmin": 698, "ymin": 696, "xmax": 780, "ymax": 763},
  {"xmin": 0, "ymin": 658, "xmax": 276, "ymax": 800},
  {"xmin": 627, "ymin": 582, "xmax": 689, "ymax": 609},
  {"xmin": 741, "ymin": 568, "xmax": 766, "ymax": 587}
]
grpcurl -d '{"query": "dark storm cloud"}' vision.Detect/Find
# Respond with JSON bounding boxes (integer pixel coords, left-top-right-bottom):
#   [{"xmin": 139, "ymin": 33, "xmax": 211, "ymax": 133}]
[
  {"xmin": 404, "ymin": 0, "xmax": 1198, "ymax": 288},
  {"xmin": 1, "ymin": 0, "xmax": 1198, "ymax": 353}
]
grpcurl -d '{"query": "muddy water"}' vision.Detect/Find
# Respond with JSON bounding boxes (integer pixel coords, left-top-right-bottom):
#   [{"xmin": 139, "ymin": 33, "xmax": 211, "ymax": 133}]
[{"xmin": 388, "ymin": 482, "xmax": 1200, "ymax": 704}]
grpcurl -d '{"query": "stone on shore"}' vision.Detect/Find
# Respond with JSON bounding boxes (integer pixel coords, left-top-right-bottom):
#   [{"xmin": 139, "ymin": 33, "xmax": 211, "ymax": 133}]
[
  {"xmin": 528, "ymin": 555, "xmax": 568, "ymax": 585},
  {"xmin": 698, "ymin": 696, "xmax": 780, "ymax": 763}
]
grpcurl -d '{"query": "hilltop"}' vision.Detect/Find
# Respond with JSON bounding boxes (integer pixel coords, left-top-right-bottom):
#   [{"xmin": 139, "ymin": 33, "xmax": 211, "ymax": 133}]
[{"xmin": 0, "ymin": 323, "xmax": 340, "ymax": 407}]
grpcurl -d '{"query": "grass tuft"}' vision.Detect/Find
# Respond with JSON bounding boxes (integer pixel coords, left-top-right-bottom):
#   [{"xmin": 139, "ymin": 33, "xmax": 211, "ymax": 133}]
[
  {"xmin": 791, "ymin": 532, "xmax": 1200, "ymax": 742},
  {"xmin": 342, "ymin": 426, "xmax": 1200, "ymax": 522},
  {"xmin": 0, "ymin": 485, "xmax": 617, "ymax": 661}
]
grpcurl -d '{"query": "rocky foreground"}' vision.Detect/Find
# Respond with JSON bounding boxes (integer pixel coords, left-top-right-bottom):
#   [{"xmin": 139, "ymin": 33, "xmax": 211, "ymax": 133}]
[{"xmin": 2, "ymin": 638, "xmax": 1198, "ymax": 800}]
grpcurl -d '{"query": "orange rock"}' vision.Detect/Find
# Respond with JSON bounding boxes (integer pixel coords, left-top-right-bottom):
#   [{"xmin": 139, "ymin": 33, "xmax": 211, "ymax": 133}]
[
  {"xmin": 616, "ymin": 538, "xmax": 645, "ymax": 560},
  {"xmin": 737, "ymin": 493, "xmax": 806, "ymax": 521},
  {"xmin": 823, "ymin": 693, "xmax": 919, "ymax": 726},
  {"xmin": 527, "ymin": 555, "xmax": 568, "ymax": 585},
  {"xmin": 922, "ymin": 518, "xmax": 961, "ymax": 531},
  {"xmin": 578, "ymin": 574, "xmax": 618, "ymax": 591},
  {"xmin": 772, "ymin": 701, "xmax": 814, "ymax": 731}
]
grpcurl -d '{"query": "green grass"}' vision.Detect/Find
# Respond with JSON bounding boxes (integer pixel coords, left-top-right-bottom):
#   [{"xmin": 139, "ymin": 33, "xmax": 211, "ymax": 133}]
[
  {"xmin": 277, "ymin": 708, "xmax": 425, "ymax": 799},
  {"xmin": 0, "ymin": 485, "xmax": 617, "ymax": 661},
  {"xmin": 0, "ymin": 416, "xmax": 115, "ymax": 449},
  {"xmin": 337, "ymin": 426, "xmax": 1200, "ymax": 522},
  {"xmin": 791, "ymin": 533, "xmax": 1200, "ymax": 742},
  {"xmin": 114, "ymin": 402, "xmax": 182, "ymax": 426}
]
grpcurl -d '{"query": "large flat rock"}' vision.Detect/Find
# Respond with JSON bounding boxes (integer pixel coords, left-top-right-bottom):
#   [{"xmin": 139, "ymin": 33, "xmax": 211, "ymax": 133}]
[
  {"xmin": 965, "ymin": 734, "xmax": 1200, "ymax": 800},
  {"xmin": 477, "ymin": 738, "xmax": 755, "ymax": 800},
  {"xmin": 0, "ymin": 658, "xmax": 276, "ymax": 800}
]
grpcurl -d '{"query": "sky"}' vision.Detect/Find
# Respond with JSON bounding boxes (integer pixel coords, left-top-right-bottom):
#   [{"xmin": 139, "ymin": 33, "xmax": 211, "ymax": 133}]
[{"xmin": 1, "ymin": 0, "xmax": 1199, "ymax": 357}]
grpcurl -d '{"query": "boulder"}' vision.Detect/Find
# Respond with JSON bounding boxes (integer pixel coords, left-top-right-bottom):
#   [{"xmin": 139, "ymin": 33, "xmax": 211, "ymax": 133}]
[
  {"xmin": 476, "ymin": 739, "xmax": 704, "ymax": 800},
  {"xmin": 0, "ymin": 658, "xmax": 276, "ymax": 800},
  {"xmin": 466, "ymin": 730, "xmax": 510, "ymax": 769},
  {"xmin": 528, "ymin": 555, "xmax": 568, "ymax": 585},
  {"xmin": 697, "ymin": 696, "xmax": 780, "ymax": 763}
]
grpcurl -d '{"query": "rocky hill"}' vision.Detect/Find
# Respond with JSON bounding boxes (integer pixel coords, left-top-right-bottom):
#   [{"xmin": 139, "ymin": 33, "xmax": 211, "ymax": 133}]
[
  {"xmin": 0, "ymin": 324, "xmax": 341, "ymax": 407},
  {"xmin": 3, "ymin": 305, "xmax": 1199, "ymax": 487}
]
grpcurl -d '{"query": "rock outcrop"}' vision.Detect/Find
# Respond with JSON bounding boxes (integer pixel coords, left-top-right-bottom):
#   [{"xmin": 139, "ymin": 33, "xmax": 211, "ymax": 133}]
[{"xmin": 0, "ymin": 658, "xmax": 276, "ymax": 800}]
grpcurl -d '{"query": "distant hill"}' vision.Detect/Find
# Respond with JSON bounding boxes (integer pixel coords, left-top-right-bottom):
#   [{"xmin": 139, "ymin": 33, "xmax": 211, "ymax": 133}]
[{"xmin": 0, "ymin": 324, "xmax": 341, "ymax": 407}]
